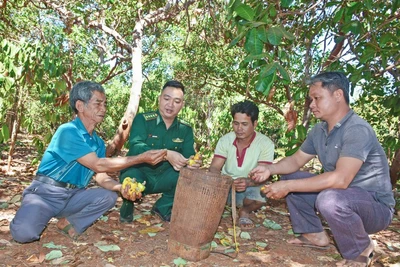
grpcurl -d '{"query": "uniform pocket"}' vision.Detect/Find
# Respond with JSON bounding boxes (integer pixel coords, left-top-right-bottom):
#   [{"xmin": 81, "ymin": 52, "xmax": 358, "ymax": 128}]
[
  {"xmin": 146, "ymin": 135, "xmax": 161, "ymax": 148},
  {"xmin": 170, "ymin": 138, "xmax": 184, "ymax": 151}
]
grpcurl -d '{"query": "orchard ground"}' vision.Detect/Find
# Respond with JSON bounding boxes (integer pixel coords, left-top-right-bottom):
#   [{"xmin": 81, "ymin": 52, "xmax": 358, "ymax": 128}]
[{"xmin": 1, "ymin": 135, "xmax": 399, "ymax": 267}]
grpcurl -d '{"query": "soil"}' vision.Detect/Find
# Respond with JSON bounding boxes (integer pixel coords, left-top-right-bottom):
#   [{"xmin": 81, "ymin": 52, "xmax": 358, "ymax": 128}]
[{"xmin": 1, "ymin": 135, "xmax": 400, "ymax": 267}]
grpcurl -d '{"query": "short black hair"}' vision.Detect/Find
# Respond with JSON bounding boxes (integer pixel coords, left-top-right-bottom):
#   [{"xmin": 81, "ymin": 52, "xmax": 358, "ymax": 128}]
[
  {"xmin": 230, "ymin": 100, "xmax": 259, "ymax": 123},
  {"xmin": 307, "ymin": 71, "xmax": 350, "ymax": 104},
  {"xmin": 162, "ymin": 80, "xmax": 185, "ymax": 94}
]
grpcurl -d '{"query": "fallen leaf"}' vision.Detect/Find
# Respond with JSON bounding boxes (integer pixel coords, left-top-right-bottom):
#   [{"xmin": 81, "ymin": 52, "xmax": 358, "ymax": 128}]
[
  {"xmin": 0, "ymin": 239, "xmax": 12, "ymax": 247},
  {"xmin": 138, "ymin": 226, "xmax": 164, "ymax": 234},
  {"xmin": 173, "ymin": 257, "xmax": 187, "ymax": 266},
  {"xmin": 26, "ymin": 254, "xmax": 40, "ymax": 263},
  {"xmin": 51, "ymin": 256, "xmax": 73, "ymax": 265},
  {"xmin": 45, "ymin": 250, "xmax": 63, "ymax": 261},
  {"xmin": 10, "ymin": 195, "xmax": 21, "ymax": 203},
  {"xmin": 136, "ymin": 217, "xmax": 151, "ymax": 226},
  {"xmin": 263, "ymin": 219, "xmax": 282, "ymax": 230},
  {"xmin": 133, "ymin": 214, "xmax": 142, "ymax": 220},
  {"xmin": 240, "ymin": 232, "xmax": 251, "ymax": 240},
  {"xmin": 224, "ymin": 248, "xmax": 236, "ymax": 253},
  {"xmin": 220, "ymin": 236, "xmax": 233, "ymax": 247},
  {"xmin": 94, "ymin": 241, "xmax": 121, "ymax": 252},
  {"xmin": 214, "ymin": 232, "xmax": 224, "ymax": 239},
  {"xmin": 43, "ymin": 241, "xmax": 66, "ymax": 249},
  {"xmin": 38, "ymin": 252, "xmax": 45, "ymax": 263},
  {"xmin": 256, "ymin": 241, "xmax": 268, "ymax": 248},
  {"xmin": 129, "ymin": 251, "xmax": 148, "ymax": 259},
  {"xmin": 99, "ymin": 215, "xmax": 109, "ymax": 222},
  {"xmin": 228, "ymin": 227, "xmax": 240, "ymax": 237}
]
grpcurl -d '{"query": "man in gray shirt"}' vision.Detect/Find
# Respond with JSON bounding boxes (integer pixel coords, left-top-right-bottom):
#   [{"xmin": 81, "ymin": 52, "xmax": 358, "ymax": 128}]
[{"xmin": 250, "ymin": 72, "xmax": 394, "ymax": 266}]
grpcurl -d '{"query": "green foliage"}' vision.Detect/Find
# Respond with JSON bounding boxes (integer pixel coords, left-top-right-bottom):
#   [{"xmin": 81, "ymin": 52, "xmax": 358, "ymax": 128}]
[
  {"xmin": 1, "ymin": 0, "xmax": 398, "ymax": 181},
  {"xmin": 227, "ymin": 0, "xmax": 400, "ymax": 178}
]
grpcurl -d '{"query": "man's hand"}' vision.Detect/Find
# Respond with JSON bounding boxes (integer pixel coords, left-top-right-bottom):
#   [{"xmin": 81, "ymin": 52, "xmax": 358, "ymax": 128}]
[
  {"xmin": 165, "ymin": 150, "xmax": 188, "ymax": 171},
  {"xmin": 186, "ymin": 154, "xmax": 202, "ymax": 169},
  {"xmin": 249, "ymin": 165, "xmax": 271, "ymax": 183},
  {"xmin": 261, "ymin": 181, "xmax": 290, "ymax": 199},
  {"xmin": 120, "ymin": 184, "xmax": 142, "ymax": 201},
  {"xmin": 233, "ymin": 178, "xmax": 248, "ymax": 192},
  {"xmin": 141, "ymin": 149, "xmax": 167, "ymax": 165}
]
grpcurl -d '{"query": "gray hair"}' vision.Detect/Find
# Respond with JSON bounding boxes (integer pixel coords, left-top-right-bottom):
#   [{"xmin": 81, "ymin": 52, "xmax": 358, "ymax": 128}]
[
  {"xmin": 69, "ymin": 81, "xmax": 105, "ymax": 114},
  {"xmin": 307, "ymin": 72, "xmax": 350, "ymax": 104}
]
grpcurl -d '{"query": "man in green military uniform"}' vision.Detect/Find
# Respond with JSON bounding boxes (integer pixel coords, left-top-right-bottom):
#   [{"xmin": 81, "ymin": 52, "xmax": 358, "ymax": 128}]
[{"xmin": 119, "ymin": 80, "xmax": 197, "ymax": 222}]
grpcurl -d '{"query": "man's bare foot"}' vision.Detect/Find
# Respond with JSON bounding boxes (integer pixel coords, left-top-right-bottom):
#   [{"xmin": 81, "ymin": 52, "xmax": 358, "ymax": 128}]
[
  {"xmin": 56, "ymin": 218, "xmax": 78, "ymax": 239},
  {"xmin": 336, "ymin": 238, "xmax": 375, "ymax": 266},
  {"xmin": 288, "ymin": 231, "xmax": 330, "ymax": 248}
]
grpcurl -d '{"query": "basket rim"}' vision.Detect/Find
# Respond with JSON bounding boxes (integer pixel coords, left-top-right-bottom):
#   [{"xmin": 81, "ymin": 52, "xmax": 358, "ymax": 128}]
[{"xmin": 181, "ymin": 167, "xmax": 232, "ymax": 180}]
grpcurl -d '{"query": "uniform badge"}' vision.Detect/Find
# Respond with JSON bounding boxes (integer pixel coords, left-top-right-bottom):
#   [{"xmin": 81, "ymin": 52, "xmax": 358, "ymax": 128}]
[
  {"xmin": 143, "ymin": 112, "xmax": 158, "ymax": 121},
  {"xmin": 172, "ymin": 138, "xmax": 184, "ymax": 143}
]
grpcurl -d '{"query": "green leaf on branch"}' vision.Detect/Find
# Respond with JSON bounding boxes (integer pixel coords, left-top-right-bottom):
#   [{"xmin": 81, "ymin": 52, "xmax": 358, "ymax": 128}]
[
  {"xmin": 342, "ymin": 20, "xmax": 363, "ymax": 36},
  {"xmin": 276, "ymin": 63, "xmax": 290, "ymax": 80},
  {"xmin": 235, "ymin": 4, "xmax": 255, "ymax": 21},
  {"xmin": 228, "ymin": 31, "xmax": 246, "ymax": 49},
  {"xmin": 1, "ymin": 124, "xmax": 10, "ymax": 142},
  {"xmin": 257, "ymin": 27, "xmax": 268, "ymax": 43},
  {"xmin": 245, "ymin": 28, "xmax": 263, "ymax": 54},
  {"xmin": 296, "ymin": 125, "xmax": 307, "ymax": 141},
  {"xmin": 243, "ymin": 53, "xmax": 270, "ymax": 63},
  {"xmin": 260, "ymin": 63, "xmax": 278, "ymax": 78},
  {"xmin": 281, "ymin": 0, "xmax": 294, "ymax": 8},
  {"xmin": 333, "ymin": 8, "xmax": 344, "ymax": 23},
  {"xmin": 256, "ymin": 71, "xmax": 276, "ymax": 95},
  {"xmin": 266, "ymin": 26, "xmax": 283, "ymax": 45}
]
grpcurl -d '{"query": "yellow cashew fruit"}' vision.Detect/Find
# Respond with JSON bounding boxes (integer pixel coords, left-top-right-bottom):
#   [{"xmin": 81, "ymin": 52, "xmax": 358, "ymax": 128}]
[
  {"xmin": 188, "ymin": 152, "xmax": 202, "ymax": 166},
  {"xmin": 193, "ymin": 152, "xmax": 202, "ymax": 160},
  {"xmin": 122, "ymin": 177, "xmax": 146, "ymax": 197}
]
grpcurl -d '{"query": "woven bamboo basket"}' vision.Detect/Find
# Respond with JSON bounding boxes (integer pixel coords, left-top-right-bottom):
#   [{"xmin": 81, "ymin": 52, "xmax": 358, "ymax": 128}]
[{"xmin": 168, "ymin": 167, "xmax": 232, "ymax": 261}]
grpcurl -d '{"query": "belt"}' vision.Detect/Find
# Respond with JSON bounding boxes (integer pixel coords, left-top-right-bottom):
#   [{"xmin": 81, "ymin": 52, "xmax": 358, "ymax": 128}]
[{"xmin": 35, "ymin": 175, "xmax": 77, "ymax": 189}]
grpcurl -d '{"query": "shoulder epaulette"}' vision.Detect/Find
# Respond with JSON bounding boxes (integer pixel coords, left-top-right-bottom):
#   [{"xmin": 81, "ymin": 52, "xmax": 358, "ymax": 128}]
[
  {"xmin": 143, "ymin": 112, "xmax": 158, "ymax": 121},
  {"xmin": 179, "ymin": 119, "xmax": 192, "ymax": 127}
]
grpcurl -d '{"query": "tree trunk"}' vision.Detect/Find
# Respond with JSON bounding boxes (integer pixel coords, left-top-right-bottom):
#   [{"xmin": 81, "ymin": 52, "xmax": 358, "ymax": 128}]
[
  {"xmin": 7, "ymin": 85, "xmax": 22, "ymax": 173},
  {"xmin": 106, "ymin": 21, "xmax": 144, "ymax": 157},
  {"xmin": 390, "ymin": 148, "xmax": 400, "ymax": 187}
]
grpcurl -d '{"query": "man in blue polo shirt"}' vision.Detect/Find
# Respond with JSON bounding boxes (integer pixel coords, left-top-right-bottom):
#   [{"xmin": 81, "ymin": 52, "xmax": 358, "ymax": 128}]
[
  {"xmin": 250, "ymin": 72, "xmax": 394, "ymax": 266},
  {"xmin": 10, "ymin": 81, "xmax": 167, "ymax": 243}
]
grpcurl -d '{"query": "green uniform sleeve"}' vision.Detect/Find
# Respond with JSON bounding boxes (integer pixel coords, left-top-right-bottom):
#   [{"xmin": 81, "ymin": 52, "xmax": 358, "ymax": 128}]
[
  {"xmin": 128, "ymin": 114, "xmax": 152, "ymax": 155},
  {"xmin": 181, "ymin": 125, "xmax": 195, "ymax": 158}
]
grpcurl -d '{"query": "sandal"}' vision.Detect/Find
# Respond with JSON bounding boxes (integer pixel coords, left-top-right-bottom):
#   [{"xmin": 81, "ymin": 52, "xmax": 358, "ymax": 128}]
[
  {"xmin": 58, "ymin": 224, "xmax": 80, "ymax": 241},
  {"xmin": 238, "ymin": 217, "xmax": 255, "ymax": 229},
  {"xmin": 288, "ymin": 235, "xmax": 331, "ymax": 250},
  {"xmin": 337, "ymin": 239, "xmax": 375, "ymax": 267},
  {"xmin": 337, "ymin": 253, "xmax": 374, "ymax": 266}
]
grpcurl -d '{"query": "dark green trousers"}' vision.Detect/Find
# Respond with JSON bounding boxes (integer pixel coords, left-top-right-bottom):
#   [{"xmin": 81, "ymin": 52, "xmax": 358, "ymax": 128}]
[{"xmin": 119, "ymin": 166, "xmax": 179, "ymax": 220}]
